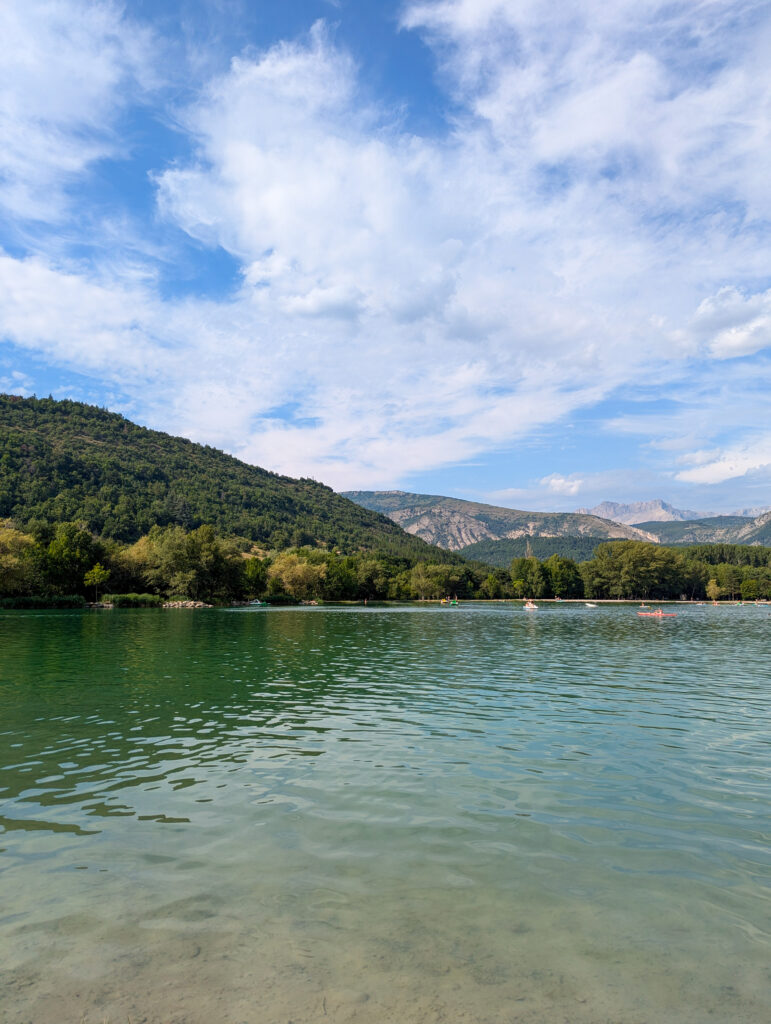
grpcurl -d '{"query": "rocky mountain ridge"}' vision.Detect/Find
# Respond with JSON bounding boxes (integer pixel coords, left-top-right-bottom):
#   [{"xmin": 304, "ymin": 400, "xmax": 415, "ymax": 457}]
[
  {"xmin": 577, "ymin": 498, "xmax": 770, "ymax": 525},
  {"xmin": 638, "ymin": 512, "xmax": 771, "ymax": 546},
  {"xmin": 576, "ymin": 499, "xmax": 706, "ymax": 524},
  {"xmin": 342, "ymin": 491, "xmax": 658, "ymax": 551}
]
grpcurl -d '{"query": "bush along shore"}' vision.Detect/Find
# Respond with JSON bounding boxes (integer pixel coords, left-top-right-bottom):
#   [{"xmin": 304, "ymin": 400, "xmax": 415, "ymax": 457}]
[{"xmin": 2, "ymin": 518, "xmax": 771, "ymax": 606}]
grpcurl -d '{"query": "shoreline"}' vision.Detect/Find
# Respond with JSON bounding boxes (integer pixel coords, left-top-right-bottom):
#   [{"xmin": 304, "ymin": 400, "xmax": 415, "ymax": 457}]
[{"xmin": 2, "ymin": 597, "xmax": 767, "ymax": 612}]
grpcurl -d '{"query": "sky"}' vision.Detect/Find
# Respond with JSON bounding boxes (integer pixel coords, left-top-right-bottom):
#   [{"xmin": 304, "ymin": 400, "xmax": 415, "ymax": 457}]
[{"xmin": 1, "ymin": 0, "xmax": 770, "ymax": 514}]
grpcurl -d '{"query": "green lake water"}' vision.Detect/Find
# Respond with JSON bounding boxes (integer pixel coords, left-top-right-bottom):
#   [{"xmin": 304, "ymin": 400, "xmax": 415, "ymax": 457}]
[{"xmin": 0, "ymin": 604, "xmax": 769, "ymax": 1023}]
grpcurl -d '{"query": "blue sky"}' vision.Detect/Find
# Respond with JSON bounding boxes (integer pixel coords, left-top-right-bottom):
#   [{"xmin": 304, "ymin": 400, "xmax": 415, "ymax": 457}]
[{"xmin": 1, "ymin": 0, "xmax": 770, "ymax": 514}]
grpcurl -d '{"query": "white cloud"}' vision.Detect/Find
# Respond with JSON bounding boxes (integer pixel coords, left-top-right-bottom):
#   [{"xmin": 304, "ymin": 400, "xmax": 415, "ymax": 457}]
[
  {"xmin": 0, "ymin": 253, "xmax": 164, "ymax": 374},
  {"xmin": 0, "ymin": 0, "xmax": 156, "ymax": 223},
  {"xmin": 676, "ymin": 435, "xmax": 771, "ymax": 484},
  {"xmin": 159, "ymin": 8, "xmax": 770, "ymax": 481},
  {"xmin": 2, "ymin": 3, "xmax": 771, "ymax": 494},
  {"xmin": 604, "ymin": 352, "xmax": 771, "ymax": 458},
  {"xmin": 0, "ymin": 370, "xmax": 34, "ymax": 397},
  {"xmin": 540, "ymin": 473, "xmax": 583, "ymax": 496},
  {"xmin": 689, "ymin": 286, "xmax": 771, "ymax": 359},
  {"xmin": 404, "ymin": 0, "xmax": 771, "ymax": 219}
]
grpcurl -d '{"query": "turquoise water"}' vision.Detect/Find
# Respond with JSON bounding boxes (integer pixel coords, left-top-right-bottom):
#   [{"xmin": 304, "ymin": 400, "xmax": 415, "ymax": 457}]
[{"xmin": 0, "ymin": 604, "xmax": 769, "ymax": 1023}]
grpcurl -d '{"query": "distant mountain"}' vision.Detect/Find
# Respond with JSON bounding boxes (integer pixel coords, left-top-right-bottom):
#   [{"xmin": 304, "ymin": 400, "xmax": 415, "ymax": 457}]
[
  {"xmin": 342, "ymin": 490, "xmax": 658, "ymax": 551},
  {"xmin": 0, "ymin": 395, "xmax": 459, "ymax": 561},
  {"xmin": 576, "ymin": 499, "xmax": 708, "ymax": 524},
  {"xmin": 731, "ymin": 506, "xmax": 771, "ymax": 518},
  {"xmin": 578, "ymin": 498, "xmax": 770, "ymax": 525},
  {"xmin": 466, "ymin": 512, "xmax": 771, "ymax": 561},
  {"xmin": 639, "ymin": 516, "xmax": 749, "ymax": 544},
  {"xmin": 740, "ymin": 511, "xmax": 771, "ymax": 544}
]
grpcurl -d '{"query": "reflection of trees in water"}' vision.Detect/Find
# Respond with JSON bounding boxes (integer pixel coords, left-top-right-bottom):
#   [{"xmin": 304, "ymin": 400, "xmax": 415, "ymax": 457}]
[
  {"xmin": 0, "ymin": 609, "xmax": 430, "ymax": 826},
  {"xmin": 2, "ymin": 607, "xmax": 479, "ymax": 826},
  {"xmin": 0, "ymin": 611, "xmax": 341, "ymax": 823}
]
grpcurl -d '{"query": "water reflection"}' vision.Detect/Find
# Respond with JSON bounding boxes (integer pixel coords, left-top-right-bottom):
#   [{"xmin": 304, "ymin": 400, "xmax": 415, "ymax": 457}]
[{"xmin": 0, "ymin": 605, "xmax": 769, "ymax": 1022}]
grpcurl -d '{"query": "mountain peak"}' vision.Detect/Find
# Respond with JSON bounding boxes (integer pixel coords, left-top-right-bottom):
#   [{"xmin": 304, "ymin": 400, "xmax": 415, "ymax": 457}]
[{"xmin": 576, "ymin": 499, "xmax": 708, "ymax": 525}]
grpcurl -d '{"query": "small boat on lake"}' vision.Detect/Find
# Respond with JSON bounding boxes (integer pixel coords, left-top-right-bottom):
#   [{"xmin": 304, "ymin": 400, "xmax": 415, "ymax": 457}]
[
  {"xmin": 524, "ymin": 601, "xmax": 538, "ymax": 611},
  {"xmin": 638, "ymin": 609, "xmax": 677, "ymax": 618},
  {"xmin": 585, "ymin": 602, "xmax": 598, "ymax": 608}
]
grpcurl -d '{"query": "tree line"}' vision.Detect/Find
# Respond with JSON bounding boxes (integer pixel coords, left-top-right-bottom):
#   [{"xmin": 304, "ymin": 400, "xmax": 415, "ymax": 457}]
[
  {"xmin": 0, "ymin": 520, "xmax": 490, "ymax": 605},
  {"xmin": 2, "ymin": 522, "xmax": 770, "ymax": 605},
  {"xmin": 511, "ymin": 542, "xmax": 771, "ymax": 601}
]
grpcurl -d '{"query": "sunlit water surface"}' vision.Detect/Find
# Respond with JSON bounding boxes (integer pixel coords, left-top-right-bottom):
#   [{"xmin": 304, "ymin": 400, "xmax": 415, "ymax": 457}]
[{"xmin": 0, "ymin": 604, "xmax": 769, "ymax": 1023}]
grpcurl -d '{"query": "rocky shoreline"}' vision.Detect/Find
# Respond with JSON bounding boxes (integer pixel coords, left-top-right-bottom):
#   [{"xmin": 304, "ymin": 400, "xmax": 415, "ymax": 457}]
[
  {"xmin": 162, "ymin": 600, "xmax": 213, "ymax": 609},
  {"xmin": 85, "ymin": 600, "xmax": 214, "ymax": 609}
]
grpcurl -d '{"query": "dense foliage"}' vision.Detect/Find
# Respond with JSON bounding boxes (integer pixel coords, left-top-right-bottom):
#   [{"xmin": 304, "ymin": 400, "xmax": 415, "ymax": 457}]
[
  {"xmin": 578, "ymin": 542, "xmax": 771, "ymax": 601},
  {"xmin": 0, "ymin": 395, "xmax": 460, "ymax": 561},
  {"xmin": 460, "ymin": 535, "xmax": 601, "ymax": 565},
  {"xmin": 678, "ymin": 543, "xmax": 771, "ymax": 566},
  {"xmin": 0, "ymin": 594, "xmax": 86, "ymax": 609},
  {"xmin": 2, "ymin": 520, "xmax": 769, "ymax": 605},
  {"xmin": 0, "ymin": 520, "xmax": 491, "ymax": 604},
  {"xmin": 106, "ymin": 593, "xmax": 163, "ymax": 607}
]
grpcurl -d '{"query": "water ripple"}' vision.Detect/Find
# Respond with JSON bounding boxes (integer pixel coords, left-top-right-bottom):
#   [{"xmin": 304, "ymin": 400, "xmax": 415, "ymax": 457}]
[{"xmin": 1, "ymin": 605, "xmax": 769, "ymax": 1021}]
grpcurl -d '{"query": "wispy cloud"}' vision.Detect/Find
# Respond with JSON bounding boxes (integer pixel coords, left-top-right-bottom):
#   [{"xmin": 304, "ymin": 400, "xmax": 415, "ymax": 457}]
[{"xmin": 0, "ymin": 1, "xmax": 157, "ymax": 225}]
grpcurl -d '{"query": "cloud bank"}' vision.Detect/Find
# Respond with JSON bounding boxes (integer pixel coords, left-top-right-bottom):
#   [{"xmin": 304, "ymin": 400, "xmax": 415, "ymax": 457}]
[{"xmin": 0, "ymin": 0, "xmax": 770, "ymax": 501}]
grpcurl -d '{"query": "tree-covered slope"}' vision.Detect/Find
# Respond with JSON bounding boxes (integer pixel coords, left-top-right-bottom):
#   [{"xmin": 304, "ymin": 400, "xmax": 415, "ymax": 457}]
[
  {"xmin": 460, "ymin": 535, "xmax": 603, "ymax": 566},
  {"xmin": 0, "ymin": 395, "xmax": 457, "ymax": 559},
  {"xmin": 342, "ymin": 490, "xmax": 658, "ymax": 550}
]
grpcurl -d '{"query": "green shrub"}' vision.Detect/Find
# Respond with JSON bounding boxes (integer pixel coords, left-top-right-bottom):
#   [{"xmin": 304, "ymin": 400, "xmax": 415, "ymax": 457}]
[
  {"xmin": 0, "ymin": 595, "xmax": 86, "ymax": 609},
  {"xmin": 105, "ymin": 593, "xmax": 163, "ymax": 608}
]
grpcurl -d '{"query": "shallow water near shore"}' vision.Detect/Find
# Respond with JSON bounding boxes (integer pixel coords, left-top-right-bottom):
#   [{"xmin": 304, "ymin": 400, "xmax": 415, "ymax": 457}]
[{"xmin": 1, "ymin": 603, "xmax": 769, "ymax": 1023}]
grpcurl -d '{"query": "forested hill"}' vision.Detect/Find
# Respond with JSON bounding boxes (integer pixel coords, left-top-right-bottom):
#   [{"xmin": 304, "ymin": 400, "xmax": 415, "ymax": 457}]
[
  {"xmin": 460, "ymin": 535, "xmax": 602, "ymax": 567},
  {"xmin": 342, "ymin": 490, "xmax": 657, "ymax": 551},
  {"xmin": 0, "ymin": 395, "xmax": 457, "ymax": 559}
]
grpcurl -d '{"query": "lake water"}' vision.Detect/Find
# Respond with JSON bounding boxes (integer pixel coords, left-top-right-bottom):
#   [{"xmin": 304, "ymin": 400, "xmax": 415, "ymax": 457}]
[{"xmin": 0, "ymin": 604, "xmax": 769, "ymax": 1023}]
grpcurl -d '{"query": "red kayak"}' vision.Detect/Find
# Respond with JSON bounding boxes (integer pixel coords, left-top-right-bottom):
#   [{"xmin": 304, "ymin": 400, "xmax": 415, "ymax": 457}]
[{"xmin": 638, "ymin": 610, "xmax": 677, "ymax": 618}]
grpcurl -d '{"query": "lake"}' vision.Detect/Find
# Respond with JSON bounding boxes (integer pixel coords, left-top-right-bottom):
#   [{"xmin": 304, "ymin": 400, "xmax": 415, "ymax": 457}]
[{"xmin": 1, "ymin": 604, "xmax": 769, "ymax": 1023}]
